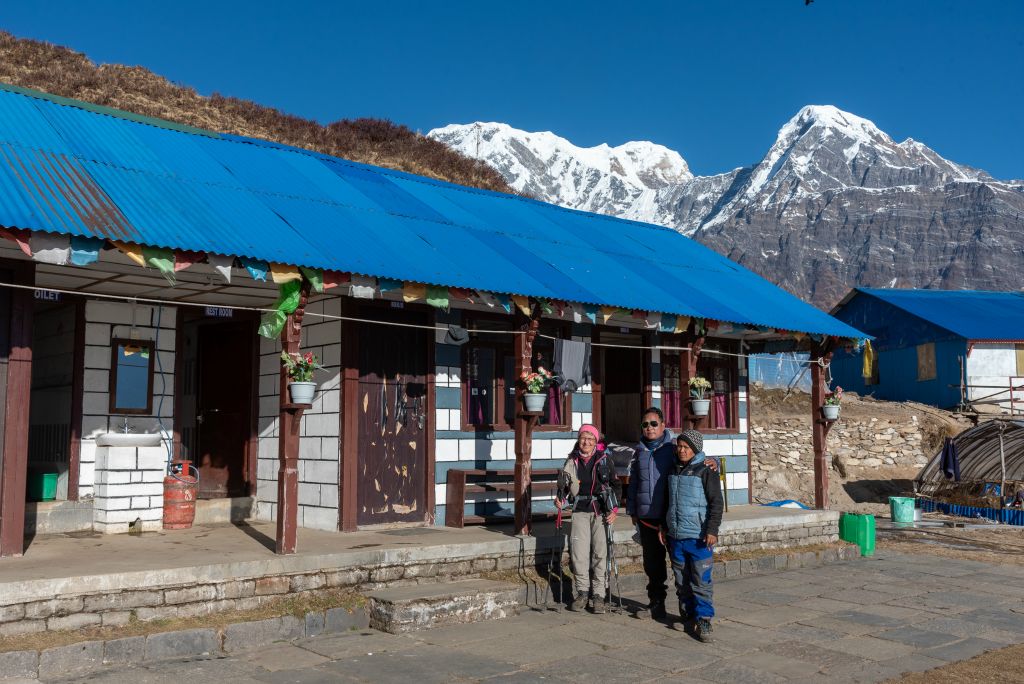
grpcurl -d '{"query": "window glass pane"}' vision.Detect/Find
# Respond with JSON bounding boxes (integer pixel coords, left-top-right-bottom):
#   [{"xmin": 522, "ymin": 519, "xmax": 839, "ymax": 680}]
[
  {"xmin": 113, "ymin": 342, "xmax": 151, "ymax": 411},
  {"xmin": 466, "ymin": 346, "xmax": 496, "ymax": 425}
]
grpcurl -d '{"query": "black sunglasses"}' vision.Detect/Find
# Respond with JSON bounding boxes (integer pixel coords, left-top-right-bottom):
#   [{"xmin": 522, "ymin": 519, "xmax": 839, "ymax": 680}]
[{"xmin": 640, "ymin": 420, "xmax": 660, "ymax": 429}]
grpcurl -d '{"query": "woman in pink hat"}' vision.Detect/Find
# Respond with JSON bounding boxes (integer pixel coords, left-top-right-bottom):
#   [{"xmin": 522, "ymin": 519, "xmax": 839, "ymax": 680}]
[{"xmin": 556, "ymin": 424, "xmax": 619, "ymax": 613}]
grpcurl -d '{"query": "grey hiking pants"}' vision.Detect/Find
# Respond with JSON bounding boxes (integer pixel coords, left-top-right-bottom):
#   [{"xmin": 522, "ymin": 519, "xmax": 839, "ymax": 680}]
[{"xmin": 570, "ymin": 510, "xmax": 608, "ymax": 597}]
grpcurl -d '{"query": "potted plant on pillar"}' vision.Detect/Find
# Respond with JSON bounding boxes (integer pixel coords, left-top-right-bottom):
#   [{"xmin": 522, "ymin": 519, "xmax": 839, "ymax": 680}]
[
  {"xmin": 521, "ymin": 367, "xmax": 554, "ymax": 412},
  {"xmin": 282, "ymin": 350, "xmax": 323, "ymax": 404},
  {"xmin": 688, "ymin": 376, "xmax": 712, "ymax": 417},
  {"xmin": 822, "ymin": 386, "xmax": 843, "ymax": 421}
]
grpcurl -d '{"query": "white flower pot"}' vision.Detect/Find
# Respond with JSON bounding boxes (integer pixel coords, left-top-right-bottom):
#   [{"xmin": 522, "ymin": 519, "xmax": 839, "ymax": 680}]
[
  {"xmin": 288, "ymin": 381, "xmax": 317, "ymax": 405},
  {"xmin": 523, "ymin": 393, "xmax": 546, "ymax": 412},
  {"xmin": 690, "ymin": 398, "xmax": 710, "ymax": 417},
  {"xmin": 822, "ymin": 404, "xmax": 841, "ymax": 421}
]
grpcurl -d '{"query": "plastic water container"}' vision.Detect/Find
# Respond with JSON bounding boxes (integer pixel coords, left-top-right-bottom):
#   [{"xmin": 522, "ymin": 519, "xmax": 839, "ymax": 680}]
[
  {"xmin": 889, "ymin": 496, "xmax": 916, "ymax": 524},
  {"xmin": 839, "ymin": 512, "xmax": 876, "ymax": 557}
]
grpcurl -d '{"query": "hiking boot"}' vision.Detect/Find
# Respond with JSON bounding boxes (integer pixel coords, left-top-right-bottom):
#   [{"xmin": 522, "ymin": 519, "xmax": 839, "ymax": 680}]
[
  {"xmin": 695, "ymin": 618, "xmax": 713, "ymax": 643},
  {"xmin": 567, "ymin": 593, "xmax": 583, "ymax": 612},
  {"xmin": 592, "ymin": 596, "xmax": 607, "ymax": 614},
  {"xmin": 650, "ymin": 599, "xmax": 667, "ymax": 620}
]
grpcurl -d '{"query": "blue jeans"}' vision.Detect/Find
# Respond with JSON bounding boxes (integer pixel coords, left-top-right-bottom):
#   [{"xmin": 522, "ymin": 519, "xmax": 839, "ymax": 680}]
[{"xmin": 667, "ymin": 537, "xmax": 714, "ymax": 619}]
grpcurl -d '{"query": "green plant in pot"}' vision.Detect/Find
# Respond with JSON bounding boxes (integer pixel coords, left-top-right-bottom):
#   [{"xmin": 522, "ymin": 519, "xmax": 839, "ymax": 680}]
[
  {"xmin": 688, "ymin": 376, "xmax": 712, "ymax": 417},
  {"xmin": 282, "ymin": 351, "xmax": 323, "ymax": 404}
]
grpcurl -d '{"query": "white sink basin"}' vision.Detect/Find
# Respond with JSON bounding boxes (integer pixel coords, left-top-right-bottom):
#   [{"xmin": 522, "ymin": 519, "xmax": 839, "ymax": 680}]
[{"xmin": 96, "ymin": 433, "xmax": 163, "ymax": 447}]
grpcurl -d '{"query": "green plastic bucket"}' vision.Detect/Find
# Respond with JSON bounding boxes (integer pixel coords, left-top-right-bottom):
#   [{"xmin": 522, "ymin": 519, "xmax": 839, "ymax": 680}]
[
  {"xmin": 889, "ymin": 496, "xmax": 915, "ymax": 524},
  {"xmin": 839, "ymin": 512, "xmax": 876, "ymax": 557},
  {"xmin": 27, "ymin": 472, "xmax": 57, "ymax": 502}
]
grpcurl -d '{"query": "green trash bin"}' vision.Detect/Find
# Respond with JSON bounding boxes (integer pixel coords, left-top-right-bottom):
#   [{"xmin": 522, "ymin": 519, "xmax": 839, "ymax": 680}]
[
  {"xmin": 889, "ymin": 496, "xmax": 916, "ymax": 524},
  {"xmin": 27, "ymin": 472, "xmax": 57, "ymax": 502},
  {"xmin": 839, "ymin": 512, "xmax": 876, "ymax": 557}
]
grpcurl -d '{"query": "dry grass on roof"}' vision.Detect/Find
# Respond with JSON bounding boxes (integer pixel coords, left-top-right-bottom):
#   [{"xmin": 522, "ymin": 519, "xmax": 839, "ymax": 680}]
[{"xmin": 0, "ymin": 31, "xmax": 514, "ymax": 194}]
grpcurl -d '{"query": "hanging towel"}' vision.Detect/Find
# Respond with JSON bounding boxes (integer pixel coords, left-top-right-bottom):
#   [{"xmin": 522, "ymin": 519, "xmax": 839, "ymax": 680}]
[
  {"xmin": 299, "ymin": 266, "xmax": 324, "ymax": 293},
  {"xmin": 553, "ymin": 338, "xmax": 590, "ymax": 393},
  {"xmin": 174, "ymin": 250, "xmax": 204, "ymax": 272},
  {"xmin": 269, "ymin": 263, "xmax": 302, "ymax": 284},
  {"xmin": 862, "ymin": 340, "xmax": 875, "ymax": 379},
  {"xmin": 206, "ymin": 253, "xmax": 234, "ymax": 283},
  {"xmin": 350, "ymin": 275, "xmax": 376, "ymax": 299},
  {"xmin": 29, "ymin": 232, "xmax": 70, "ymax": 265},
  {"xmin": 241, "ymin": 257, "xmax": 269, "ymax": 282},
  {"xmin": 70, "ymin": 236, "xmax": 103, "ymax": 266},
  {"xmin": 0, "ymin": 227, "xmax": 32, "ymax": 257},
  {"xmin": 402, "ymin": 282, "xmax": 426, "ymax": 302},
  {"xmin": 940, "ymin": 437, "xmax": 961, "ymax": 482}
]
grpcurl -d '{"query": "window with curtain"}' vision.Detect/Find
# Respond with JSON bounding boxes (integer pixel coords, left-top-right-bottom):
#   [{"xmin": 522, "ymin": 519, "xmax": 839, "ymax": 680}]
[
  {"xmin": 660, "ymin": 339, "xmax": 739, "ymax": 433},
  {"xmin": 462, "ymin": 316, "xmax": 570, "ymax": 430}
]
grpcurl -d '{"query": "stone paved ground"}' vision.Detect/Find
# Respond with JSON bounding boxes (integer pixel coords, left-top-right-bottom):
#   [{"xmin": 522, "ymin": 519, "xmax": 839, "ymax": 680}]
[{"xmin": 41, "ymin": 551, "xmax": 1024, "ymax": 684}]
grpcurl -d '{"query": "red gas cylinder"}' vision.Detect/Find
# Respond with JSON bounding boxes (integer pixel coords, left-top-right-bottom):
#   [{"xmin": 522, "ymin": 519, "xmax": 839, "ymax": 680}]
[{"xmin": 163, "ymin": 460, "xmax": 198, "ymax": 530}]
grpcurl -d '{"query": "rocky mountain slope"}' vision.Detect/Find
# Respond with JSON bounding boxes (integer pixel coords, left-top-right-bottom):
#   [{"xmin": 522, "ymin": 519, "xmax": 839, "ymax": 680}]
[
  {"xmin": 0, "ymin": 32, "xmax": 511, "ymax": 193},
  {"xmin": 431, "ymin": 107, "xmax": 1024, "ymax": 306}
]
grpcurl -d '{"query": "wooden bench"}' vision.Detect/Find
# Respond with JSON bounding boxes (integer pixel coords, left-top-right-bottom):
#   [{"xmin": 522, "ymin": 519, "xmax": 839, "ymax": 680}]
[{"xmin": 444, "ymin": 468, "xmax": 562, "ymax": 528}]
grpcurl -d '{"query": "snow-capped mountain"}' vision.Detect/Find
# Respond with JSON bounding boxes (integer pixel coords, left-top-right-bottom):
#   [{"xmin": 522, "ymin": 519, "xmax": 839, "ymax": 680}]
[
  {"xmin": 429, "ymin": 108, "xmax": 1024, "ymax": 306},
  {"xmin": 428, "ymin": 122, "xmax": 691, "ymax": 217}
]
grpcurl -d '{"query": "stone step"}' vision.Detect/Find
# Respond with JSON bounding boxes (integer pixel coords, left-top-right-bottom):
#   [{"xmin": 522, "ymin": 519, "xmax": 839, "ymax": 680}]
[{"xmin": 367, "ymin": 579, "xmax": 520, "ymax": 634}]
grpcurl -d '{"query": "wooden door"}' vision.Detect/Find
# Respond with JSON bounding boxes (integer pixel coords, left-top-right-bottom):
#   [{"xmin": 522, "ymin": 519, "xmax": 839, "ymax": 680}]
[
  {"xmin": 357, "ymin": 312, "xmax": 428, "ymax": 525},
  {"xmin": 196, "ymin": 321, "xmax": 254, "ymax": 498},
  {"xmin": 602, "ymin": 346, "xmax": 644, "ymax": 443}
]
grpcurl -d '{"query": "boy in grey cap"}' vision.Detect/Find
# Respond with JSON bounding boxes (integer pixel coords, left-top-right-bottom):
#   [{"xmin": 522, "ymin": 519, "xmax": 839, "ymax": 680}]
[{"xmin": 663, "ymin": 429, "xmax": 723, "ymax": 642}]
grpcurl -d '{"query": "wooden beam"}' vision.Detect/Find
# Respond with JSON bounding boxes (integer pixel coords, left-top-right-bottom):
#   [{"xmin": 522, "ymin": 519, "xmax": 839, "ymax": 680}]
[
  {"xmin": 810, "ymin": 338, "xmax": 836, "ymax": 510},
  {"xmin": 338, "ymin": 299, "xmax": 359, "ymax": 532},
  {"xmin": 680, "ymin": 322, "xmax": 707, "ymax": 431},
  {"xmin": 0, "ymin": 262, "xmax": 34, "ymax": 557},
  {"xmin": 512, "ymin": 303, "xmax": 542, "ymax": 535},
  {"xmin": 276, "ymin": 282, "xmax": 311, "ymax": 555}
]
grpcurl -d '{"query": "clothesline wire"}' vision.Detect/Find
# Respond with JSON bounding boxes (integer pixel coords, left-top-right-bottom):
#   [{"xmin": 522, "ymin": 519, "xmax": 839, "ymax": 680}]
[{"xmin": 0, "ymin": 281, "xmax": 829, "ymax": 366}]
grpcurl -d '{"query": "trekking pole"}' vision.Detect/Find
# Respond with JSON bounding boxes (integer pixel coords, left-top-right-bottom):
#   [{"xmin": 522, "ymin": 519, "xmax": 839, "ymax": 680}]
[{"xmin": 603, "ymin": 516, "xmax": 623, "ymax": 613}]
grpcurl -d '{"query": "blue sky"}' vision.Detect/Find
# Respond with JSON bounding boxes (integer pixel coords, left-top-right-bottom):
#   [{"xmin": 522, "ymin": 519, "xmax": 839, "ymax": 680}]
[{"xmin": 3, "ymin": 1, "xmax": 1022, "ymax": 178}]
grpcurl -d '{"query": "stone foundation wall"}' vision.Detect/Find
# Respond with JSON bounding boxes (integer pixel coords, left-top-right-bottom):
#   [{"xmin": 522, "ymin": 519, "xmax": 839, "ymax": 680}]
[
  {"xmin": 0, "ymin": 515, "xmax": 837, "ymax": 636},
  {"xmin": 750, "ymin": 416, "xmax": 931, "ymax": 485}
]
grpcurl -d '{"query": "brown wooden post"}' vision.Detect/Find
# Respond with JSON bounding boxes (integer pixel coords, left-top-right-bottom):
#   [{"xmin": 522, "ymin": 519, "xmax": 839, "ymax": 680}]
[
  {"xmin": 810, "ymin": 338, "xmax": 836, "ymax": 510},
  {"xmin": 276, "ymin": 282, "xmax": 311, "ymax": 555},
  {"xmin": 680, "ymin": 323, "xmax": 706, "ymax": 431},
  {"xmin": 513, "ymin": 303, "xmax": 542, "ymax": 535},
  {"xmin": 445, "ymin": 469, "xmax": 466, "ymax": 528},
  {"xmin": 0, "ymin": 263, "xmax": 34, "ymax": 557}
]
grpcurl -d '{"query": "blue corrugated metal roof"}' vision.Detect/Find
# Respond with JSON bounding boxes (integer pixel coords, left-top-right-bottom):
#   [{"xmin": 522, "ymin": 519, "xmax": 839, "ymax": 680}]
[
  {"xmin": 0, "ymin": 84, "xmax": 865, "ymax": 339},
  {"xmin": 853, "ymin": 288, "xmax": 1024, "ymax": 340}
]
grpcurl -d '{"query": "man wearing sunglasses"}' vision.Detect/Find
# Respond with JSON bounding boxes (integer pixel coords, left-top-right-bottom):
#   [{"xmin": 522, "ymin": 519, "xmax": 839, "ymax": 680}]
[{"xmin": 627, "ymin": 408, "xmax": 718, "ymax": 620}]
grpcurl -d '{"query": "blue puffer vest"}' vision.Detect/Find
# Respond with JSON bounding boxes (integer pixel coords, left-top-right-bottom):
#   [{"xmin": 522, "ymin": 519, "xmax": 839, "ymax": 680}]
[
  {"xmin": 665, "ymin": 453, "xmax": 710, "ymax": 540},
  {"xmin": 626, "ymin": 430, "xmax": 675, "ymax": 520}
]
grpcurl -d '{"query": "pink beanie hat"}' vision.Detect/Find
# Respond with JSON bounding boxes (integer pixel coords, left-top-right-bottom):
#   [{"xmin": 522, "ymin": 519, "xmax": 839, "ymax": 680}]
[{"xmin": 578, "ymin": 424, "xmax": 600, "ymax": 440}]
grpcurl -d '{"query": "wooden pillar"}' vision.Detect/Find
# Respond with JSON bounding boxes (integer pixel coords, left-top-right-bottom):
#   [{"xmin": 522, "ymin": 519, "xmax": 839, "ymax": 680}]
[
  {"xmin": 0, "ymin": 263, "xmax": 34, "ymax": 557},
  {"xmin": 810, "ymin": 339, "xmax": 835, "ymax": 510},
  {"xmin": 680, "ymin": 325, "xmax": 706, "ymax": 431},
  {"xmin": 276, "ymin": 283, "xmax": 311, "ymax": 555},
  {"xmin": 513, "ymin": 304, "xmax": 542, "ymax": 536}
]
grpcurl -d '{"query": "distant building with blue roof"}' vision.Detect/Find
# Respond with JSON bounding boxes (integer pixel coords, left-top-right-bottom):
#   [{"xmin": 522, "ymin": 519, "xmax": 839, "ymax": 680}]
[{"xmin": 830, "ymin": 288, "xmax": 1024, "ymax": 411}]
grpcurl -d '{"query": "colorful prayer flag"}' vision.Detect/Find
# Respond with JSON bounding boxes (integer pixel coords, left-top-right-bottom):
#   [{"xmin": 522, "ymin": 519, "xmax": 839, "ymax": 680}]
[
  {"xmin": 241, "ymin": 257, "xmax": 269, "ymax": 282},
  {"xmin": 511, "ymin": 295, "xmax": 531, "ymax": 316},
  {"xmin": 269, "ymin": 263, "xmax": 302, "ymax": 284},
  {"xmin": 675, "ymin": 316, "xmax": 691, "ymax": 334},
  {"xmin": 207, "ymin": 253, "xmax": 234, "ymax": 283},
  {"xmin": 659, "ymin": 314, "xmax": 677, "ymax": 333},
  {"xmin": 349, "ymin": 275, "xmax": 376, "ymax": 299},
  {"xmin": 174, "ymin": 250, "xmax": 204, "ymax": 272},
  {"xmin": 378, "ymin": 278, "xmax": 403, "ymax": 293},
  {"xmin": 426, "ymin": 285, "xmax": 449, "ymax": 311},
  {"xmin": 0, "ymin": 227, "xmax": 32, "ymax": 257},
  {"xmin": 70, "ymin": 236, "xmax": 103, "ymax": 266},
  {"xmin": 402, "ymin": 282, "xmax": 426, "ymax": 302},
  {"xmin": 143, "ymin": 246, "xmax": 176, "ymax": 284},
  {"xmin": 299, "ymin": 267, "xmax": 324, "ymax": 293},
  {"xmin": 449, "ymin": 288, "xmax": 475, "ymax": 303},
  {"xmin": 112, "ymin": 241, "xmax": 145, "ymax": 267},
  {"xmin": 600, "ymin": 306, "xmax": 615, "ymax": 323},
  {"xmin": 323, "ymin": 271, "xmax": 350, "ymax": 290},
  {"xmin": 29, "ymin": 232, "xmax": 70, "ymax": 265},
  {"xmin": 258, "ymin": 280, "xmax": 303, "ymax": 339}
]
